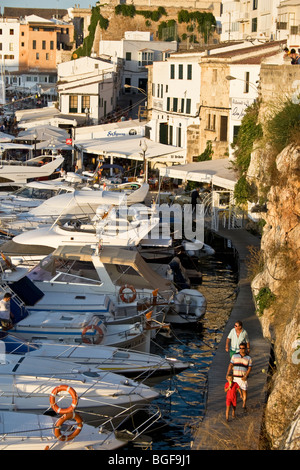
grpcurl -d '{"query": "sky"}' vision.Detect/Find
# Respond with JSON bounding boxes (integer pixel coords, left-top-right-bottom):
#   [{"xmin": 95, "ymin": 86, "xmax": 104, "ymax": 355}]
[{"xmin": 0, "ymin": 0, "xmax": 94, "ymax": 10}]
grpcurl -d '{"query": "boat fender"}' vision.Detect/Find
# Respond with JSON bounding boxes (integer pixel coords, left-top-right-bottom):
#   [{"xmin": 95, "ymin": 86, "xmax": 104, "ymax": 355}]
[
  {"xmin": 50, "ymin": 385, "xmax": 78, "ymax": 415},
  {"xmin": 119, "ymin": 284, "xmax": 137, "ymax": 303},
  {"xmin": 54, "ymin": 412, "xmax": 83, "ymax": 442},
  {"xmin": 81, "ymin": 324, "xmax": 104, "ymax": 344}
]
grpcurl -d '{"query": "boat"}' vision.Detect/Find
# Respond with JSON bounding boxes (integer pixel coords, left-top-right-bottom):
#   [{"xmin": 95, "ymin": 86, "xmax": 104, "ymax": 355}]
[
  {"xmin": 0, "ymin": 203, "xmax": 172, "ymax": 264},
  {"xmin": 0, "ymin": 180, "xmax": 77, "ymax": 215},
  {"xmin": 0, "ymin": 183, "xmax": 149, "ymax": 231},
  {"xmin": 1, "ymin": 243, "xmax": 206, "ymax": 325},
  {"xmin": 0, "ymin": 331, "xmax": 190, "ymax": 385},
  {"xmin": 0, "ymin": 354, "xmax": 159, "ymax": 426},
  {"xmin": 0, "ymin": 410, "xmax": 128, "ymax": 450},
  {"xmin": 0, "ymin": 143, "xmax": 64, "ymax": 185},
  {"xmin": 181, "ymin": 239, "xmax": 215, "ymax": 258},
  {"xmin": 10, "ymin": 311, "xmax": 151, "ymax": 352}
]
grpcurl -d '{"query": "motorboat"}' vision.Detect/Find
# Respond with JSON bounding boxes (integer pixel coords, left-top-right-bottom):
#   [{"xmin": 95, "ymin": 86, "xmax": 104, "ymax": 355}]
[
  {"xmin": 0, "ymin": 203, "xmax": 173, "ymax": 265},
  {"xmin": 0, "ymin": 354, "xmax": 159, "ymax": 426},
  {"xmin": 0, "ymin": 331, "xmax": 190, "ymax": 385},
  {"xmin": 0, "ymin": 183, "xmax": 149, "ymax": 231},
  {"xmin": 0, "ymin": 143, "xmax": 64, "ymax": 185},
  {"xmin": 1, "ymin": 243, "xmax": 206, "ymax": 325},
  {"xmin": 10, "ymin": 311, "xmax": 151, "ymax": 352},
  {"xmin": 0, "ymin": 180, "xmax": 77, "ymax": 215},
  {"xmin": 0, "ymin": 410, "xmax": 128, "ymax": 450},
  {"xmin": 181, "ymin": 239, "xmax": 215, "ymax": 258}
]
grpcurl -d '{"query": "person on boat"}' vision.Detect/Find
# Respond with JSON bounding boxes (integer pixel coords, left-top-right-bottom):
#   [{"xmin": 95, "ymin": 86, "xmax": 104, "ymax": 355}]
[
  {"xmin": 0, "ymin": 293, "xmax": 14, "ymax": 330},
  {"xmin": 225, "ymin": 321, "xmax": 250, "ymax": 357}
]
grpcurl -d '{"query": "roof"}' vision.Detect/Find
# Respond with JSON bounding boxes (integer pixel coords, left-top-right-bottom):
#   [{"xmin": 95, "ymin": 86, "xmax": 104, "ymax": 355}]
[
  {"xmin": 3, "ymin": 7, "xmax": 68, "ymax": 20},
  {"xmin": 159, "ymin": 159, "xmax": 237, "ymax": 190}
]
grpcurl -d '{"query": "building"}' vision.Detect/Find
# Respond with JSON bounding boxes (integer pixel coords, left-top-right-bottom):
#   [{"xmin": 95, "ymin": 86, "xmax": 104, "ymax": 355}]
[
  {"xmin": 0, "ymin": 13, "xmax": 75, "ymax": 101},
  {"xmin": 147, "ymin": 40, "xmax": 287, "ymax": 163},
  {"xmin": 99, "ymin": 31, "xmax": 178, "ymax": 94},
  {"xmin": 220, "ymin": 0, "xmax": 300, "ymax": 47},
  {"xmin": 57, "ymin": 56, "xmax": 120, "ymax": 125}
]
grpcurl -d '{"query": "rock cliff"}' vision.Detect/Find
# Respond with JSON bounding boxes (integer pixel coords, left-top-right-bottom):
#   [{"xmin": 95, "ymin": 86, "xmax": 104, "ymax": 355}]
[{"xmin": 250, "ymin": 143, "xmax": 300, "ymax": 449}]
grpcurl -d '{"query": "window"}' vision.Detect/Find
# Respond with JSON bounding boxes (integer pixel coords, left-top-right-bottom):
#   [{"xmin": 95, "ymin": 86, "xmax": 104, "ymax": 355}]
[
  {"xmin": 42, "ymin": 40, "xmax": 46, "ymax": 50},
  {"xmin": 206, "ymin": 113, "xmax": 216, "ymax": 131},
  {"xmin": 157, "ymin": 83, "xmax": 160, "ymax": 98},
  {"xmin": 161, "ymin": 84, "xmax": 163, "ymax": 98},
  {"xmin": 180, "ymin": 98, "xmax": 184, "ymax": 112},
  {"xmin": 186, "ymin": 98, "xmax": 191, "ymax": 114},
  {"xmin": 178, "ymin": 64, "xmax": 183, "ymax": 79},
  {"xmin": 46, "ymin": 53, "xmax": 49, "ymax": 60},
  {"xmin": 69, "ymin": 95, "xmax": 78, "ymax": 113},
  {"xmin": 82, "ymin": 96, "xmax": 90, "ymax": 113},
  {"xmin": 21, "ymin": 42, "xmax": 24, "ymax": 47},
  {"xmin": 170, "ymin": 64, "xmax": 175, "ymax": 79},
  {"xmin": 187, "ymin": 64, "xmax": 192, "ymax": 80},
  {"xmin": 253, "ymin": 0, "xmax": 258, "ymax": 10},
  {"xmin": 10, "ymin": 29, "xmax": 14, "ymax": 35},
  {"xmin": 173, "ymin": 97, "xmax": 178, "ymax": 112},
  {"xmin": 252, "ymin": 17, "xmax": 257, "ymax": 32},
  {"xmin": 9, "ymin": 43, "xmax": 14, "ymax": 52},
  {"xmin": 152, "ymin": 83, "xmax": 155, "ymax": 96},
  {"xmin": 244, "ymin": 72, "xmax": 250, "ymax": 93},
  {"xmin": 33, "ymin": 40, "xmax": 36, "ymax": 50},
  {"xmin": 36, "ymin": 53, "xmax": 39, "ymax": 60},
  {"xmin": 138, "ymin": 51, "xmax": 153, "ymax": 66},
  {"xmin": 50, "ymin": 41, "xmax": 54, "ymax": 50},
  {"xmin": 212, "ymin": 69, "xmax": 217, "ymax": 83},
  {"xmin": 220, "ymin": 115, "xmax": 228, "ymax": 141},
  {"xmin": 167, "ymin": 97, "xmax": 170, "ymax": 111},
  {"xmin": 125, "ymin": 52, "xmax": 131, "ymax": 61},
  {"xmin": 0, "ymin": 44, "xmax": 2, "ymax": 51}
]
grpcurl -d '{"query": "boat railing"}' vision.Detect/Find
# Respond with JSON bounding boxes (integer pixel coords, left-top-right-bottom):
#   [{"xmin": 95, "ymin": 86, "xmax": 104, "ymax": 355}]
[{"xmin": 101, "ymin": 404, "xmax": 162, "ymax": 445}]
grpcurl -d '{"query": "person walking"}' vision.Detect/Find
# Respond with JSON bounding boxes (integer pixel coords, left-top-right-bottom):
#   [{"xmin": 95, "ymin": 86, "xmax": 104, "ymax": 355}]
[
  {"xmin": 226, "ymin": 342, "xmax": 252, "ymax": 410},
  {"xmin": 191, "ymin": 187, "xmax": 200, "ymax": 213},
  {"xmin": 225, "ymin": 321, "xmax": 250, "ymax": 357},
  {"xmin": 224, "ymin": 372, "xmax": 242, "ymax": 421}
]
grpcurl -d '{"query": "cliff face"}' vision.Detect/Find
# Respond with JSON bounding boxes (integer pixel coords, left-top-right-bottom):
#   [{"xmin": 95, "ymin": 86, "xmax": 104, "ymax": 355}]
[{"xmin": 250, "ymin": 144, "xmax": 300, "ymax": 449}]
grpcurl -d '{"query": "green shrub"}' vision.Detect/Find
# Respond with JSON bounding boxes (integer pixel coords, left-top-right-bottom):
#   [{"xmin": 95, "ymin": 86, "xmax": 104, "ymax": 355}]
[
  {"xmin": 265, "ymin": 98, "xmax": 300, "ymax": 154},
  {"xmin": 255, "ymin": 287, "xmax": 276, "ymax": 316}
]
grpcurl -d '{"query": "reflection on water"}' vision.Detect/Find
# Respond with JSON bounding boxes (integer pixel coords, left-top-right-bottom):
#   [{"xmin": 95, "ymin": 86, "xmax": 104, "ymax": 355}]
[{"xmin": 149, "ymin": 254, "xmax": 238, "ymax": 450}]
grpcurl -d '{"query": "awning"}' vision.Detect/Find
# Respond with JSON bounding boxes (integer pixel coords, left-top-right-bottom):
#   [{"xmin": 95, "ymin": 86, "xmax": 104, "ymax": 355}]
[
  {"xmin": 159, "ymin": 159, "xmax": 237, "ymax": 190},
  {"xmin": 76, "ymin": 135, "xmax": 186, "ymax": 163}
]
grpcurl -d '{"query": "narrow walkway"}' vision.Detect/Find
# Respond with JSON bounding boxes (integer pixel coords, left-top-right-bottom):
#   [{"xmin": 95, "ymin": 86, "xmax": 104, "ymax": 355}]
[{"xmin": 193, "ymin": 228, "xmax": 271, "ymax": 450}]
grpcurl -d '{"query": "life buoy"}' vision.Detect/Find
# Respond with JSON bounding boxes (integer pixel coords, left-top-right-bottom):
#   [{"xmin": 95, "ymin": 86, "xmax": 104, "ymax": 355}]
[
  {"xmin": 50, "ymin": 385, "xmax": 78, "ymax": 415},
  {"xmin": 119, "ymin": 284, "xmax": 137, "ymax": 303},
  {"xmin": 81, "ymin": 324, "xmax": 104, "ymax": 344},
  {"xmin": 54, "ymin": 412, "xmax": 83, "ymax": 442}
]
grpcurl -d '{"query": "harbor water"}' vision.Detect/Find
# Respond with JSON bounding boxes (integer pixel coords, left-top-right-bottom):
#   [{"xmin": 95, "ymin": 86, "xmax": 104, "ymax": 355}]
[{"xmin": 130, "ymin": 234, "xmax": 239, "ymax": 450}]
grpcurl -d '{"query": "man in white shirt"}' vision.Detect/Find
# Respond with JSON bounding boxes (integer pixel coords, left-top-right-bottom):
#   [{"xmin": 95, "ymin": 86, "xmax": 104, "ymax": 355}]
[
  {"xmin": 225, "ymin": 321, "xmax": 250, "ymax": 357},
  {"xmin": 0, "ymin": 293, "xmax": 14, "ymax": 329}
]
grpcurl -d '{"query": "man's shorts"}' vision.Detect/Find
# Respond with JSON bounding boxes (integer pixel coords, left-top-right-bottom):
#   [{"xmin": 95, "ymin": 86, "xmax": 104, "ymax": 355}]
[{"xmin": 233, "ymin": 377, "xmax": 248, "ymax": 391}]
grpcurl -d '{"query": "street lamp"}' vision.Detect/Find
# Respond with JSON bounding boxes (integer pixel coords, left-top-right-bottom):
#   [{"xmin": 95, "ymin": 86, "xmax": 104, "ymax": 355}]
[
  {"xmin": 139, "ymin": 139, "xmax": 148, "ymax": 183},
  {"xmin": 124, "ymin": 84, "xmax": 147, "ymax": 96},
  {"xmin": 225, "ymin": 75, "xmax": 259, "ymax": 92}
]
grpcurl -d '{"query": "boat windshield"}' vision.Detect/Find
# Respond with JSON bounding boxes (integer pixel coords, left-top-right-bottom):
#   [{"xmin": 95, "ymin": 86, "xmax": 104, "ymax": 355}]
[
  {"xmin": 11, "ymin": 186, "xmax": 61, "ymax": 200},
  {"xmin": 28, "ymin": 256, "xmax": 102, "ymax": 286}
]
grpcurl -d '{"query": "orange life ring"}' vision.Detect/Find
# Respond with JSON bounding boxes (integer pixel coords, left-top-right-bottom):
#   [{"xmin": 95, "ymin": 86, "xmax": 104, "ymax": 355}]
[
  {"xmin": 119, "ymin": 284, "xmax": 137, "ymax": 304},
  {"xmin": 81, "ymin": 324, "xmax": 104, "ymax": 344},
  {"xmin": 50, "ymin": 385, "xmax": 78, "ymax": 415},
  {"xmin": 54, "ymin": 412, "xmax": 83, "ymax": 442}
]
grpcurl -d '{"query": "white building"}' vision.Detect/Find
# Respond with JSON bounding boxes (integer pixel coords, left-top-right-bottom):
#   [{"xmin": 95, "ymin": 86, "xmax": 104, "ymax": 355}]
[
  {"xmin": 147, "ymin": 52, "xmax": 202, "ymax": 156},
  {"xmin": 57, "ymin": 56, "xmax": 120, "ymax": 125},
  {"xmin": 0, "ymin": 18, "xmax": 20, "ymax": 73},
  {"xmin": 220, "ymin": 0, "xmax": 300, "ymax": 47},
  {"xmin": 226, "ymin": 63, "xmax": 260, "ymax": 159},
  {"xmin": 99, "ymin": 31, "xmax": 178, "ymax": 95}
]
